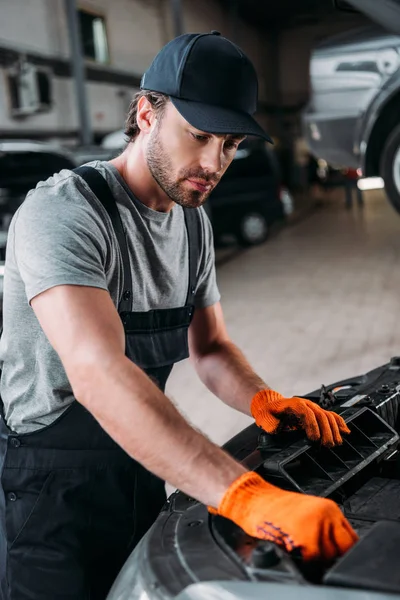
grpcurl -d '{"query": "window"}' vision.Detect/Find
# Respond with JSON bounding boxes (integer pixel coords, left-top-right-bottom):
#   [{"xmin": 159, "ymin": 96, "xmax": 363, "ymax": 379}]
[
  {"xmin": 7, "ymin": 62, "xmax": 52, "ymax": 118},
  {"xmin": 78, "ymin": 9, "xmax": 109, "ymax": 63}
]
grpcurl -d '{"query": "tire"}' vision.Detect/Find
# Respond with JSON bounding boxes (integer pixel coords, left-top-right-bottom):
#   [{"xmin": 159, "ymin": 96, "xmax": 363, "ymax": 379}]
[
  {"xmin": 236, "ymin": 212, "xmax": 269, "ymax": 246},
  {"xmin": 380, "ymin": 124, "xmax": 400, "ymax": 214}
]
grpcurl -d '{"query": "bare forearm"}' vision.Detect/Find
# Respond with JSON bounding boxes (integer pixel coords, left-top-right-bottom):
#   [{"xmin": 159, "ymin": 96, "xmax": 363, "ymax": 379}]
[
  {"xmin": 193, "ymin": 341, "xmax": 269, "ymax": 414},
  {"xmin": 69, "ymin": 356, "xmax": 246, "ymax": 508}
]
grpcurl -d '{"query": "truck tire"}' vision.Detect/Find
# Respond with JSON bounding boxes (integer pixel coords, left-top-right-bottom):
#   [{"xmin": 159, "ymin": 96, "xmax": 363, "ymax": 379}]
[{"xmin": 380, "ymin": 124, "xmax": 400, "ymax": 214}]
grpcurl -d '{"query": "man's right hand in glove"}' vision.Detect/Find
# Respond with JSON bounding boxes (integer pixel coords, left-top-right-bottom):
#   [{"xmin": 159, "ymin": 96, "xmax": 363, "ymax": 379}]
[{"xmin": 210, "ymin": 471, "xmax": 358, "ymax": 562}]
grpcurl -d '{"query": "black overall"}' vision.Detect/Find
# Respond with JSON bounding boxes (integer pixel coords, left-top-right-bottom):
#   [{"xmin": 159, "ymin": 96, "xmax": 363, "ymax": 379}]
[{"xmin": 0, "ymin": 166, "xmax": 200, "ymax": 599}]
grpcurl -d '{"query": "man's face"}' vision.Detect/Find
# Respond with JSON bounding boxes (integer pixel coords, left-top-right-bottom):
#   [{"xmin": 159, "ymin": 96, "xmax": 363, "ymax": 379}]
[{"xmin": 145, "ymin": 102, "xmax": 245, "ymax": 208}]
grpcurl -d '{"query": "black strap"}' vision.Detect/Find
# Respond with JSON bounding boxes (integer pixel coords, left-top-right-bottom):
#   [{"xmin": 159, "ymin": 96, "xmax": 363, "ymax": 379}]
[
  {"xmin": 75, "ymin": 165, "xmax": 201, "ymax": 311},
  {"xmin": 74, "ymin": 166, "xmax": 133, "ymax": 312},
  {"xmin": 183, "ymin": 208, "xmax": 201, "ymax": 307}
]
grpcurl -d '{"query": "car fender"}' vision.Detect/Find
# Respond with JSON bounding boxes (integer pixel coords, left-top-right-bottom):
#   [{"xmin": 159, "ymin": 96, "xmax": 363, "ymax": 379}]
[{"xmin": 357, "ymin": 71, "xmax": 400, "ymax": 172}]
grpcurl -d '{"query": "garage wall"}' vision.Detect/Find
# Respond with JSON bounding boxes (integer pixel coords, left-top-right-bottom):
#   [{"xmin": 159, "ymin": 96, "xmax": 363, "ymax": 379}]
[
  {"xmin": 0, "ymin": 0, "xmax": 164, "ymax": 74},
  {"xmin": 0, "ymin": 0, "xmax": 69, "ymax": 57},
  {"xmin": 78, "ymin": 0, "xmax": 165, "ymax": 74},
  {"xmin": 0, "ymin": 0, "xmax": 271, "ymax": 140}
]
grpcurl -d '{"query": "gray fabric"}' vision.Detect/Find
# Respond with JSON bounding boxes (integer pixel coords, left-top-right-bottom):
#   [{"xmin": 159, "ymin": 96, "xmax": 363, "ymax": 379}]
[{"xmin": 0, "ymin": 161, "xmax": 220, "ymax": 434}]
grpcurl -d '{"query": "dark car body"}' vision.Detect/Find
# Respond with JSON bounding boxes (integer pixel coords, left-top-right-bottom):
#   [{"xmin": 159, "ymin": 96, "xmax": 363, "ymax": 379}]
[
  {"xmin": 207, "ymin": 139, "xmax": 288, "ymax": 246},
  {"xmin": 0, "ymin": 140, "xmax": 77, "ymax": 196},
  {"xmin": 0, "ymin": 141, "xmax": 77, "ymax": 320}
]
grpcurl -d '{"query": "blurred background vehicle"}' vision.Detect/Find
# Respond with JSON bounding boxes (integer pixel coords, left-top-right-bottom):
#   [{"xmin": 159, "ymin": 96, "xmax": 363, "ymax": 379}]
[
  {"xmin": 303, "ymin": 21, "xmax": 400, "ymax": 213},
  {"xmin": 208, "ymin": 138, "xmax": 292, "ymax": 246},
  {"xmin": 0, "ymin": 139, "xmax": 77, "ymax": 209},
  {"xmin": 0, "ymin": 140, "xmax": 79, "ymax": 322}
]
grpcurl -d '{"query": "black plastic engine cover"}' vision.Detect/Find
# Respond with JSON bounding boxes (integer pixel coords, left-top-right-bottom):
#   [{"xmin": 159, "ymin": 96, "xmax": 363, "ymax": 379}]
[{"xmin": 324, "ymin": 521, "xmax": 400, "ymax": 593}]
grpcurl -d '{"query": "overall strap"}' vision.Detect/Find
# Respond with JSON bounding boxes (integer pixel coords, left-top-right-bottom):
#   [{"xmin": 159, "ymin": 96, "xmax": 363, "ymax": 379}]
[
  {"xmin": 183, "ymin": 207, "xmax": 201, "ymax": 306},
  {"xmin": 75, "ymin": 166, "xmax": 202, "ymax": 310},
  {"xmin": 74, "ymin": 166, "xmax": 133, "ymax": 312}
]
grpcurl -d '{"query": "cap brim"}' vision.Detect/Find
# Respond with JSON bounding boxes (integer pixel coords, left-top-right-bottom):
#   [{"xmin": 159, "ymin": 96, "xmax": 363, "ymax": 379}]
[{"xmin": 170, "ymin": 97, "xmax": 273, "ymax": 144}]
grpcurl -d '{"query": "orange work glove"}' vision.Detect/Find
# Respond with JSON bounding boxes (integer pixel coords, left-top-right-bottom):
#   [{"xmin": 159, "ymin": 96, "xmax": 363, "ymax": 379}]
[
  {"xmin": 251, "ymin": 389, "xmax": 350, "ymax": 446},
  {"xmin": 212, "ymin": 471, "xmax": 358, "ymax": 562}
]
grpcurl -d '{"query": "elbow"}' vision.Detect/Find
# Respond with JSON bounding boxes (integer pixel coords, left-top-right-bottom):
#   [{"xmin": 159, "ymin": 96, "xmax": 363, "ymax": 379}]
[
  {"xmin": 67, "ymin": 360, "xmax": 104, "ymax": 413},
  {"xmin": 64, "ymin": 351, "xmax": 125, "ymax": 413},
  {"xmin": 69, "ymin": 363, "xmax": 98, "ymax": 407}
]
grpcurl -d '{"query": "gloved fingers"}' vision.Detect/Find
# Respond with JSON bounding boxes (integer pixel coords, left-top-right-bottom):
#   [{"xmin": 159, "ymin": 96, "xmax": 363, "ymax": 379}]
[
  {"xmin": 333, "ymin": 519, "xmax": 359, "ymax": 556},
  {"xmin": 333, "ymin": 412, "xmax": 351, "ymax": 436},
  {"xmin": 297, "ymin": 515, "xmax": 335, "ymax": 562},
  {"xmin": 257, "ymin": 524, "xmax": 300, "ymax": 557},
  {"xmin": 301, "ymin": 521, "xmax": 326, "ymax": 562},
  {"xmin": 258, "ymin": 413, "xmax": 281, "ymax": 434},
  {"xmin": 294, "ymin": 518, "xmax": 355, "ymax": 563},
  {"xmin": 299, "ymin": 405, "xmax": 321, "ymax": 441},
  {"xmin": 341, "ymin": 517, "xmax": 359, "ymax": 544},
  {"xmin": 255, "ymin": 522, "xmax": 285, "ymax": 547},
  {"xmin": 312, "ymin": 406, "xmax": 335, "ymax": 446},
  {"xmin": 321, "ymin": 521, "xmax": 342, "ymax": 562},
  {"xmin": 320, "ymin": 513, "xmax": 358, "ymax": 560},
  {"xmin": 325, "ymin": 411, "xmax": 343, "ymax": 445},
  {"xmin": 313, "ymin": 515, "xmax": 348, "ymax": 563}
]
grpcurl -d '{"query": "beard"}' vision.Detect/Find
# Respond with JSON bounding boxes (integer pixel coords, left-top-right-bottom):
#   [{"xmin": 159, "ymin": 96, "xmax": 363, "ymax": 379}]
[{"xmin": 146, "ymin": 125, "xmax": 219, "ymax": 209}]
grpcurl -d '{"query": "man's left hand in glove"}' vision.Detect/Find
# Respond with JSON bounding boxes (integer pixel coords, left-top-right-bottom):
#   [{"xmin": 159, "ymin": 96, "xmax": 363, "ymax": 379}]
[{"xmin": 251, "ymin": 389, "xmax": 350, "ymax": 446}]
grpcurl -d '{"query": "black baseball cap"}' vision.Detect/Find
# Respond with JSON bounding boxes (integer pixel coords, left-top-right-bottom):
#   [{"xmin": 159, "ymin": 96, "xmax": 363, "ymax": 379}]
[{"xmin": 140, "ymin": 31, "xmax": 273, "ymax": 143}]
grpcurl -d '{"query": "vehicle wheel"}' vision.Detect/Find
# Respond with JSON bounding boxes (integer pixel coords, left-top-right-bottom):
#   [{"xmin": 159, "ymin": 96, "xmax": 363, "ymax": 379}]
[
  {"xmin": 380, "ymin": 124, "xmax": 400, "ymax": 214},
  {"xmin": 236, "ymin": 212, "xmax": 269, "ymax": 246}
]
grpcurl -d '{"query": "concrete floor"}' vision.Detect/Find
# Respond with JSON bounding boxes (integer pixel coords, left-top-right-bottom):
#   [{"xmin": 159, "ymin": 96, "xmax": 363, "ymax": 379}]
[{"xmin": 166, "ymin": 190, "xmax": 400, "ymax": 449}]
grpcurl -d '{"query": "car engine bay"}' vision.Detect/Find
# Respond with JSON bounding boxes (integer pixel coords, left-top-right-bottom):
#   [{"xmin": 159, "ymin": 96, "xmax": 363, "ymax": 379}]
[{"xmin": 108, "ymin": 358, "xmax": 400, "ymax": 599}]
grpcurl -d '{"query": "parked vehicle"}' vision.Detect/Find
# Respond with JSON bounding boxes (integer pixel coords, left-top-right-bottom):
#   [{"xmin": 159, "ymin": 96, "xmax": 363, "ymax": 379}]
[
  {"xmin": 0, "ymin": 140, "xmax": 77, "ymax": 196},
  {"xmin": 302, "ymin": 23, "xmax": 400, "ymax": 212},
  {"xmin": 208, "ymin": 138, "xmax": 292, "ymax": 246},
  {"xmin": 0, "ymin": 140, "xmax": 78, "ymax": 319}
]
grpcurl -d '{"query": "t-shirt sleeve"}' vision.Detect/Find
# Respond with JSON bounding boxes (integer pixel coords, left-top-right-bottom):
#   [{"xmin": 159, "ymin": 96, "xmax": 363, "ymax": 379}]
[
  {"xmin": 13, "ymin": 175, "xmax": 110, "ymax": 303},
  {"xmin": 194, "ymin": 208, "xmax": 221, "ymax": 309}
]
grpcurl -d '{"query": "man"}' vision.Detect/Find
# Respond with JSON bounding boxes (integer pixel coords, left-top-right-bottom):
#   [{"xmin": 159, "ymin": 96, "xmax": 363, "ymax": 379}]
[{"xmin": 0, "ymin": 32, "xmax": 357, "ymax": 599}]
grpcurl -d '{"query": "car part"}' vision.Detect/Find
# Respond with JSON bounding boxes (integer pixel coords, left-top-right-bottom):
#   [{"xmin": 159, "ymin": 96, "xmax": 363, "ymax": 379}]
[
  {"xmin": 236, "ymin": 211, "xmax": 269, "ymax": 246},
  {"xmin": 302, "ymin": 18, "xmax": 400, "ymax": 215},
  {"xmin": 208, "ymin": 139, "xmax": 284, "ymax": 246},
  {"xmin": 108, "ymin": 357, "xmax": 400, "ymax": 600},
  {"xmin": 380, "ymin": 123, "xmax": 400, "ymax": 213}
]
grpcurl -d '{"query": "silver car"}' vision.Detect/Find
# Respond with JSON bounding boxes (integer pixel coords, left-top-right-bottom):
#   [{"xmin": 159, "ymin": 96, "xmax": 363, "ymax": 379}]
[{"xmin": 303, "ymin": 5, "xmax": 400, "ymax": 213}]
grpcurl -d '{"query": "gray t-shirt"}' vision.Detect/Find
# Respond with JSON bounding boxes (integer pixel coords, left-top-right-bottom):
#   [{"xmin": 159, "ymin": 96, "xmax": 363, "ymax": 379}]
[{"xmin": 0, "ymin": 161, "xmax": 220, "ymax": 434}]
